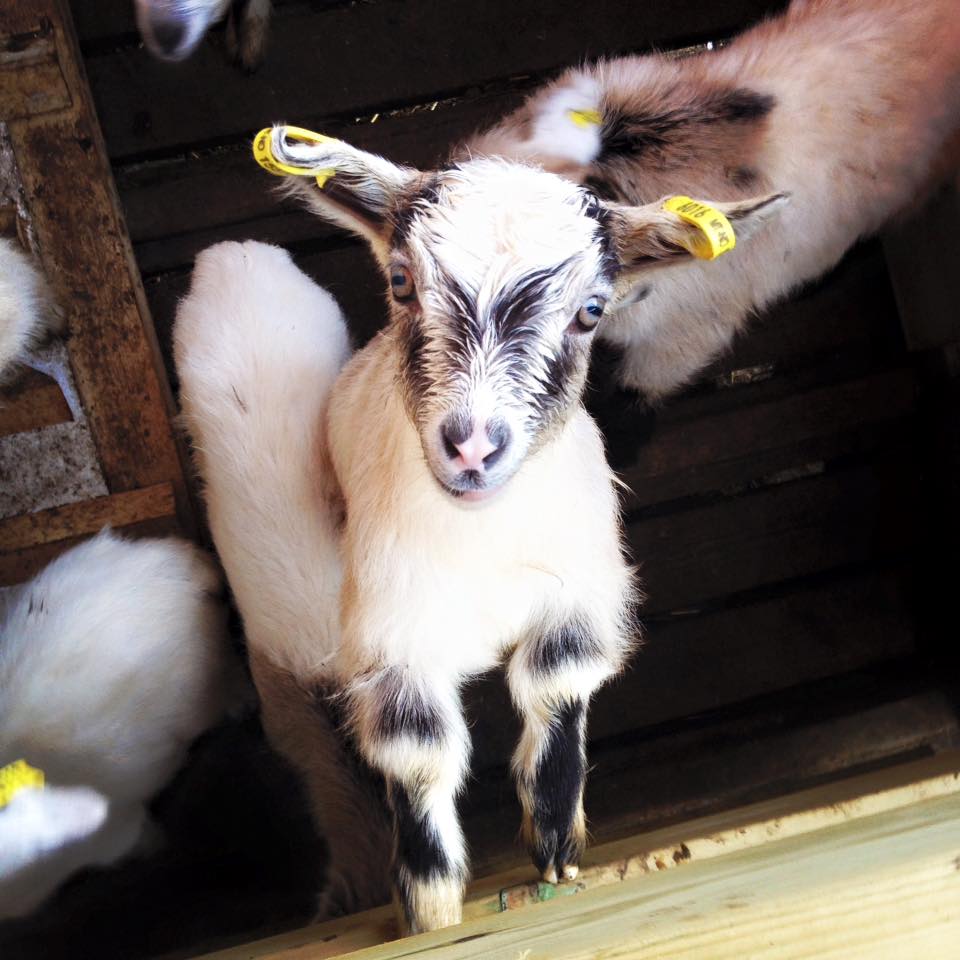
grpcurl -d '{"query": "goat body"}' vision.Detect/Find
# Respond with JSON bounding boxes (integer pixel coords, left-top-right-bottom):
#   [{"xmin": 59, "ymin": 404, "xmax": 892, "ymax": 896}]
[
  {"xmin": 173, "ymin": 241, "xmax": 393, "ymax": 916},
  {"xmin": 0, "ymin": 530, "xmax": 232, "ymax": 917},
  {"xmin": 470, "ymin": 0, "xmax": 960, "ymax": 398}
]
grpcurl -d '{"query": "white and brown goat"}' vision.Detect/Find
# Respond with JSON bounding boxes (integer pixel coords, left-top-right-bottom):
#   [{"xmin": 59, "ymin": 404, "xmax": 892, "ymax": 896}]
[
  {"xmin": 241, "ymin": 119, "xmax": 788, "ymax": 929},
  {"xmin": 470, "ymin": 0, "xmax": 960, "ymax": 399}
]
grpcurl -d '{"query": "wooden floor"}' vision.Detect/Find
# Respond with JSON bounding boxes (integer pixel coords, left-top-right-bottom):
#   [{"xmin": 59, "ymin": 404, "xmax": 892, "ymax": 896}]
[{"xmin": 1, "ymin": 0, "xmax": 958, "ymax": 957}]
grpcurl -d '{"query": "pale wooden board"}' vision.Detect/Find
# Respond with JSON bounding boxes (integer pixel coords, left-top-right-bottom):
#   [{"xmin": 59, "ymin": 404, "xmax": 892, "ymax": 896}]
[{"xmin": 193, "ymin": 750, "xmax": 960, "ymax": 960}]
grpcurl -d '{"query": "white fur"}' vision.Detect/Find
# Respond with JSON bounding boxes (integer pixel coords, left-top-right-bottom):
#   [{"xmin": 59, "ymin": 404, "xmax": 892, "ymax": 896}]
[
  {"xmin": 174, "ymin": 241, "xmax": 350, "ymax": 680},
  {"xmin": 0, "ymin": 529, "xmax": 232, "ymax": 917},
  {"xmin": 174, "ymin": 241, "xmax": 393, "ymax": 915},
  {"xmin": 0, "ymin": 238, "xmax": 59, "ymax": 383}
]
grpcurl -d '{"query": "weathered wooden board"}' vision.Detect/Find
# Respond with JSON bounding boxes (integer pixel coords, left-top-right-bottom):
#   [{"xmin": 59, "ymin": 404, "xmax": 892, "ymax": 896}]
[
  {"xmin": 82, "ymin": 0, "xmax": 787, "ymax": 160},
  {"xmin": 0, "ymin": 368, "xmax": 72, "ymax": 436},
  {"xmin": 1, "ymin": 0, "xmax": 193, "ymax": 530},
  {"xmin": 632, "ymin": 453, "xmax": 917, "ymax": 615},
  {"xmin": 194, "ymin": 749, "xmax": 960, "ymax": 960}
]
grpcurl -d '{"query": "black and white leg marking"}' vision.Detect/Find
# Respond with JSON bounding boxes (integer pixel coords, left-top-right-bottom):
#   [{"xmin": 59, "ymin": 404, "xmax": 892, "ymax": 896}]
[
  {"xmin": 346, "ymin": 666, "xmax": 469, "ymax": 933},
  {"xmin": 508, "ymin": 618, "xmax": 615, "ymax": 883}
]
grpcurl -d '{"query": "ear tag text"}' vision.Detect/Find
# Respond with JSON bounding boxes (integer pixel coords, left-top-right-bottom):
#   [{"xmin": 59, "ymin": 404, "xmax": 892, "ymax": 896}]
[
  {"xmin": 568, "ymin": 108, "xmax": 603, "ymax": 128},
  {"xmin": 662, "ymin": 195, "xmax": 736, "ymax": 260},
  {"xmin": 253, "ymin": 126, "xmax": 338, "ymax": 188},
  {"xmin": 0, "ymin": 759, "xmax": 45, "ymax": 809}
]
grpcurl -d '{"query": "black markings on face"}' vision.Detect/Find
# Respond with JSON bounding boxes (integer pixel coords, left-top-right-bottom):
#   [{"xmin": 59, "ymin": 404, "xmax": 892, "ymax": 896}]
[
  {"xmin": 392, "ymin": 174, "xmax": 443, "ymax": 244},
  {"xmin": 372, "ymin": 668, "xmax": 443, "ymax": 743},
  {"xmin": 530, "ymin": 699, "xmax": 586, "ymax": 876},
  {"xmin": 529, "ymin": 620, "xmax": 603, "ymax": 674},
  {"xmin": 390, "ymin": 780, "xmax": 452, "ymax": 880}
]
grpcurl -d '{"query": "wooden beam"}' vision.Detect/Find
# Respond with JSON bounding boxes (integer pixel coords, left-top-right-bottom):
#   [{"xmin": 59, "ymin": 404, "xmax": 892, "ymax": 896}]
[
  {"xmin": 0, "ymin": 0, "xmax": 193, "ymax": 531},
  {"xmin": 0, "ymin": 367, "xmax": 72, "ymax": 436},
  {"xmin": 194, "ymin": 750, "xmax": 960, "ymax": 960},
  {"xmin": 0, "ymin": 482, "xmax": 177, "ymax": 583}
]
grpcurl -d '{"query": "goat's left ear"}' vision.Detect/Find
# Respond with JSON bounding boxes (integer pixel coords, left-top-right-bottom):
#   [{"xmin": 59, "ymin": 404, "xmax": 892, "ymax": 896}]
[
  {"xmin": 261, "ymin": 126, "xmax": 420, "ymax": 254},
  {"xmin": 606, "ymin": 192, "xmax": 789, "ymax": 273}
]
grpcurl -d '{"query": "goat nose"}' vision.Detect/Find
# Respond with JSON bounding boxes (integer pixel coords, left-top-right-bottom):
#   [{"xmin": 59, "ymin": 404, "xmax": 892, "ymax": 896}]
[
  {"xmin": 151, "ymin": 16, "xmax": 187, "ymax": 55},
  {"xmin": 440, "ymin": 416, "xmax": 511, "ymax": 472}
]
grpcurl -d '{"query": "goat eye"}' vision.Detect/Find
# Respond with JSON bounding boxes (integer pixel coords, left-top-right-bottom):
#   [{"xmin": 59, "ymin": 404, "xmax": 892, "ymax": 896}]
[
  {"xmin": 389, "ymin": 264, "xmax": 415, "ymax": 301},
  {"xmin": 571, "ymin": 295, "xmax": 606, "ymax": 333}
]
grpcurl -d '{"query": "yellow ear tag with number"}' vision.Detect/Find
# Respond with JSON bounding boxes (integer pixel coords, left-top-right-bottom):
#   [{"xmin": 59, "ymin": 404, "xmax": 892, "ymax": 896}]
[
  {"xmin": 568, "ymin": 108, "xmax": 602, "ymax": 128},
  {"xmin": 0, "ymin": 759, "xmax": 45, "ymax": 810},
  {"xmin": 253, "ymin": 126, "xmax": 338, "ymax": 189},
  {"xmin": 662, "ymin": 195, "xmax": 736, "ymax": 261}
]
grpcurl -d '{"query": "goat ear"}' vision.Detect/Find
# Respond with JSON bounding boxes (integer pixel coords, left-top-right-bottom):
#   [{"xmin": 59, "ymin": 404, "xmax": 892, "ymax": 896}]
[
  {"xmin": 606, "ymin": 192, "xmax": 789, "ymax": 274},
  {"xmin": 260, "ymin": 126, "xmax": 420, "ymax": 253}
]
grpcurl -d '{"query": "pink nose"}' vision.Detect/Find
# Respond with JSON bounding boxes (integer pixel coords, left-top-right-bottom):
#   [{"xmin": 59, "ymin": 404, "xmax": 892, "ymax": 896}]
[
  {"xmin": 452, "ymin": 428, "xmax": 497, "ymax": 471},
  {"xmin": 440, "ymin": 415, "xmax": 511, "ymax": 473}
]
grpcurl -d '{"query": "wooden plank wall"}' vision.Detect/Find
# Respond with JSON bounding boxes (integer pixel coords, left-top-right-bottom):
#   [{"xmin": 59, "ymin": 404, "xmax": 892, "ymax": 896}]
[
  {"xmin": 2, "ymin": 2, "xmax": 951, "ymax": 958},
  {"xmin": 68, "ymin": 0, "xmax": 954, "ymax": 798}
]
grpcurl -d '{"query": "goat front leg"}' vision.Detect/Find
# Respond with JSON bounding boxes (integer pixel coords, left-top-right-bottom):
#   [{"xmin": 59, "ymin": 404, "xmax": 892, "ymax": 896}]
[
  {"xmin": 507, "ymin": 619, "xmax": 617, "ymax": 883},
  {"xmin": 346, "ymin": 665, "xmax": 469, "ymax": 933}
]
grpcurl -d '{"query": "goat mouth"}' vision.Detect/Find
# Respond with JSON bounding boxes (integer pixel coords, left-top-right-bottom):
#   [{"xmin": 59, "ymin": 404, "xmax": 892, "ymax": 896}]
[{"xmin": 435, "ymin": 475, "xmax": 504, "ymax": 506}]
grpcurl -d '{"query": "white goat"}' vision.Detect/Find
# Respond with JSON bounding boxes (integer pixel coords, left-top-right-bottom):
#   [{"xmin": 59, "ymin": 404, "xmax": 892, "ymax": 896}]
[
  {"xmin": 469, "ymin": 0, "xmax": 960, "ymax": 399},
  {"xmin": 0, "ymin": 237, "xmax": 61, "ymax": 384},
  {"xmin": 173, "ymin": 240, "xmax": 393, "ymax": 917},
  {"xmin": 0, "ymin": 529, "xmax": 233, "ymax": 918},
  {"xmin": 135, "ymin": 0, "xmax": 271, "ymax": 69}
]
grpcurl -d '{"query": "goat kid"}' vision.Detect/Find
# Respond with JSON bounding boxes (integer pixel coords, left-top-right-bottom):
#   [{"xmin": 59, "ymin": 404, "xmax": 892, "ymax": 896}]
[
  {"xmin": 470, "ymin": 0, "xmax": 960, "ymax": 400},
  {"xmin": 135, "ymin": 0, "xmax": 271, "ymax": 69},
  {"xmin": 174, "ymin": 241, "xmax": 393, "ymax": 917},
  {"xmin": 259, "ymin": 122, "xmax": 783, "ymax": 930},
  {"xmin": 0, "ymin": 529, "xmax": 234, "ymax": 917}
]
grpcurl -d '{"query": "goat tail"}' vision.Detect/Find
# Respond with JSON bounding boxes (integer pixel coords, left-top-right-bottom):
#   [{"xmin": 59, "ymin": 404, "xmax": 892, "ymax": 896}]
[
  {"xmin": 173, "ymin": 240, "xmax": 350, "ymax": 676},
  {"xmin": 173, "ymin": 241, "xmax": 392, "ymax": 914}
]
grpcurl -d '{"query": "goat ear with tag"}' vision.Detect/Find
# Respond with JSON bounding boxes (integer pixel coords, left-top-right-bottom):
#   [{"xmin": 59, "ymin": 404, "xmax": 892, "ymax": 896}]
[
  {"xmin": 605, "ymin": 191, "xmax": 789, "ymax": 273},
  {"xmin": 254, "ymin": 126, "xmax": 421, "ymax": 255}
]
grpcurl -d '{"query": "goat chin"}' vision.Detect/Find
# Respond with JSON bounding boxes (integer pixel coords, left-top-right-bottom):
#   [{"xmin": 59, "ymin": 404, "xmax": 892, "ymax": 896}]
[
  {"xmin": 0, "ymin": 529, "xmax": 234, "ymax": 918},
  {"xmin": 173, "ymin": 240, "xmax": 393, "ymax": 917}
]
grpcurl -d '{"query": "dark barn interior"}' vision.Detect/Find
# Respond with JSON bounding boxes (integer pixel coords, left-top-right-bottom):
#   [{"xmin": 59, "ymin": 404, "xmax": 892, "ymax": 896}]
[{"xmin": 1, "ymin": 0, "xmax": 958, "ymax": 957}]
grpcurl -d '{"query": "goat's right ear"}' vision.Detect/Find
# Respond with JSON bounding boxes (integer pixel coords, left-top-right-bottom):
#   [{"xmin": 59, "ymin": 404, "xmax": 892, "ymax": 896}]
[{"xmin": 256, "ymin": 126, "xmax": 420, "ymax": 255}]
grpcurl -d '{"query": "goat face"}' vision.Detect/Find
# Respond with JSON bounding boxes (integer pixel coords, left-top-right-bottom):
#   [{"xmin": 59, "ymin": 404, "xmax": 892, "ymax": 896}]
[
  {"xmin": 135, "ymin": 0, "xmax": 232, "ymax": 61},
  {"xmin": 386, "ymin": 160, "xmax": 616, "ymax": 501},
  {"xmin": 268, "ymin": 129, "xmax": 785, "ymax": 501}
]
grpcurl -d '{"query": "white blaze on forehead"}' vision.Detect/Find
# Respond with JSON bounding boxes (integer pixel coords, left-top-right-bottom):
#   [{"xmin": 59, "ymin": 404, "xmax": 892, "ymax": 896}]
[{"xmin": 411, "ymin": 160, "xmax": 602, "ymax": 295}]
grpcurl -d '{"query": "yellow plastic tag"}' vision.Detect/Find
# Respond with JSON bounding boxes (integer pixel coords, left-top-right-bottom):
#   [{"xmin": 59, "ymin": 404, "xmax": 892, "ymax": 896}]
[
  {"xmin": 0, "ymin": 759, "xmax": 44, "ymax": 809},
  {"xmin": 253, "ymin": 126, "xmax": 338, "ymax": 188},
  {"xmin": 568, "ymin": 108, "xmax": 602, "ymax": 128},
  {"xmin": 662, "ymin": 195, "xmax": 736, "ymax": 260}
]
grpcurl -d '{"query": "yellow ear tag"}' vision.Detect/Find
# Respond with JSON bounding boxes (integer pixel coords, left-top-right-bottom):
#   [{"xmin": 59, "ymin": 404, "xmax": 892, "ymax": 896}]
[
  {"xmin": 568, "ymin": 108, "xmax": 603, "ymax": 128},
  {"xmin": 662, "ymin": 195, "xmax": 736, "ymax": 261},
  {"xmin": 253, "ymin": 126, "xmax": 338, "ymax": 189},
  {"xmin": 0, "ymin": 759, "xmax": 44, "ymax": 810}
]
